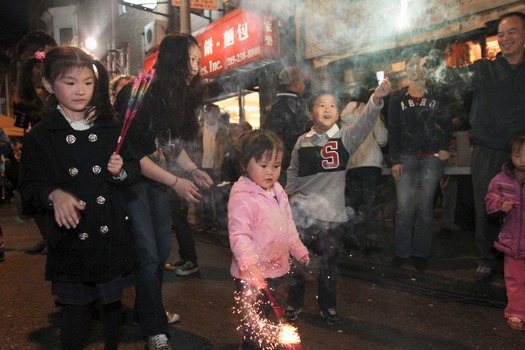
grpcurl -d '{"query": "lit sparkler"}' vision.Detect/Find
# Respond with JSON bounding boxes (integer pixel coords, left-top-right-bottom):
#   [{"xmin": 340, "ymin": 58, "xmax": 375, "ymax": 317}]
[
  {"xmin": 232, "ymin": 281, "xmax": 303, "ymax": 350},
  {"xmin": 114, "ymin": 69, "xmax": 156, "ymax": 154},
  {"xmin": 264, "ymin": 286, "xmax": 302, "ymax": 350}
]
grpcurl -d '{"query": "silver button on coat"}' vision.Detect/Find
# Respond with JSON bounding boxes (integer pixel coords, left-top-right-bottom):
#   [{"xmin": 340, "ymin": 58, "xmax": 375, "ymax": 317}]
[{"xmin": 78, "ymin": 232, "xmax": 89, "ymax": 240}]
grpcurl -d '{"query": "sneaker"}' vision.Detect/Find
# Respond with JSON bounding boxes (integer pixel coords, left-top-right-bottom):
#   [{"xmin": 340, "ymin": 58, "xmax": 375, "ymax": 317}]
[
  {"xmin": 165, "ymin": 259, "xmax": 185, "ymax": 271},
  {"xmin": 412, "ymin": 257, "xmax": 428, "ymax": 272},
  {"xmin": 283, "ymin": 305, "xmax": 302, "ymax": 322},
  {"xmin": 363, "ymin": 239, "xmax": 382, "ymax": 256},
  {"xmin": 174, "ymin": 261, "xmax": 199, "ymax": 276},
  {"xmin": 475, "ymin": 265, "xmax": 493, "ymax": 282},
  {"xmin": 166, "ymin": 311, "xmax": 180, "ymax": 324},
  {"xmin": 320, "ymin": 308, "xmax": 341, "ymax": 326},
  {"xmin": 146, "ymin": 334, "xmax": 172, "ymax": 350}
]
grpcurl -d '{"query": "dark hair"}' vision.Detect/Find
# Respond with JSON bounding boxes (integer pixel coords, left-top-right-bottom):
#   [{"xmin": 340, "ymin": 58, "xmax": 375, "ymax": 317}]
[
  {"xmin": 238, "ymin": 129, "xmax": 284, "ymax": 175},
  {"xmin": 110, "ymin": 75, "xmax": 133, "ymax": 97},
  {"xmin": 307, "ymin": 90, "xmax": 341, "ymax": 112},
  {"xmin": 16, "ymin": 30, "xmax": 57, "ymax": 60},
  {"xmin": 499, "ymin": 12, "xmax": 525, "ymax": 30},
  {"xmin": 205, "ymin": 103, "xmax": 219, "ymax": 113},
  {"xmin": 148, "ymin": 32, "xmax": 205, "ymax": 141},
  {"xmin": 12, "ymin": 58, "xmax": 46, "ymax": 127},
  {"xmin": 506, "ymin": 131, "xmax": 525, "ymax": 173},
  {"xmin": 92, "ymin": 60, "xmax": 116, "ymax": 121},
  {"xmin": 42, "ymin": 46, "xmax": 101, "ymax": 122}
]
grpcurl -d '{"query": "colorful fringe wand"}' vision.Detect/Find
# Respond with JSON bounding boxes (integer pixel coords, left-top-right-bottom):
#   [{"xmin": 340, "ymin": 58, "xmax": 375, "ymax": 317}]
[{"xmin": 114, "ymin": 68, "xmax": 156, "ymax": 154}]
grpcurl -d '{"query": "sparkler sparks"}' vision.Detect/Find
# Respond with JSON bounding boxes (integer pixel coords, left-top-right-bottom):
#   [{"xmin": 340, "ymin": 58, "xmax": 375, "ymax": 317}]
[
  {"xmin": 114, "ymin": 69, "xmax": 156, "ymax": 154},
  {"xmin": 234, "ymin": 281, "xmax": 302, "ymax": 349}
]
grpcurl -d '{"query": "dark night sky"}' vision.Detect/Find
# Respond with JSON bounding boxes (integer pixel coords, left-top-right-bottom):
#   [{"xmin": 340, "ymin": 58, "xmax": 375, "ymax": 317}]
[{"xmin": 0, "ymin": 0, "xmax": 29, "ymax": 49}]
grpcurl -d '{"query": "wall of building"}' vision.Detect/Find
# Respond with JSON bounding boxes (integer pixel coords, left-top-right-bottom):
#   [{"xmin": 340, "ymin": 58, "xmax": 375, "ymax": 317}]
[{"xmin": 114, "ymin": 2, "xmax": 172, "ymax": 75}]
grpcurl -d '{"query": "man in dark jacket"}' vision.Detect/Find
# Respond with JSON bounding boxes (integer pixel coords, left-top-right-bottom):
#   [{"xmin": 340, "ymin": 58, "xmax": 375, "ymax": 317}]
[
  {"xmin": 463, "ymin": 12, "xmax": 525, "ymax": 282},
  {"xmin": 262, "ymin": 66, "xmax": 312, "ymax": 187}
]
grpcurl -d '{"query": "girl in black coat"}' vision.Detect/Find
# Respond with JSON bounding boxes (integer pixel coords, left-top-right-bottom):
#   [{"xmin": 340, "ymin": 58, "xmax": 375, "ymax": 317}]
[{"xmin": 18, "ymin": 46, "xmax": 140, "ymax": 350}]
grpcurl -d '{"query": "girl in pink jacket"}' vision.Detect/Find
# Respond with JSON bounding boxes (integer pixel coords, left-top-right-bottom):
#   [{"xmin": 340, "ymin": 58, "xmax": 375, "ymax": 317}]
[
  {"xmin": 485, "ymin": 131, "xmax": 525, "ymax": 331},
  {"xmin": 228, "ymin": 129, "xmax": 309, "ymax": 349}
]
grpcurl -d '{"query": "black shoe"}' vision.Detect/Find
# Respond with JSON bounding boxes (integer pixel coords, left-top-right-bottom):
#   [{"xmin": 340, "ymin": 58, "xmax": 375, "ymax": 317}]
[
  {"xmin": 474, "ymin": 265, "xmax": 493, "ymax": 282},
  {"xmin": 283, "ymin": 305, "xmax": 302, "ymax": 322},
  {"xmin": 174, "ymin": 261, "xmax": 199, "ymax": 276},
  {"xmin": 165, "ymin": 258, "xmax": 185, "ymax": 271},
  {"xmin": 391, "ymin": 256, "xmax": 409, "ymax": 268},
  {"xmin": 412, "ymin": 257, "xmax": 428, "ymax": 272},
  {"xmin": 320, "ymin": 307, "xmax": 341, "ymax": 326},
  {"xmin": 0, "ymin": 249, "xmax": 4, "ymax": 262},
  {"xmin": 363, "ymin": 239, "xmax": 382, "ymax": 256}
]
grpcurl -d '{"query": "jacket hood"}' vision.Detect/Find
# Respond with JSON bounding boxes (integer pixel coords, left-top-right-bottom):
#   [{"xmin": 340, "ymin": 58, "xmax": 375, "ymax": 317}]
[{"xmin": 231, "ymin": 176, "xmax": 285, "ymax": 197}]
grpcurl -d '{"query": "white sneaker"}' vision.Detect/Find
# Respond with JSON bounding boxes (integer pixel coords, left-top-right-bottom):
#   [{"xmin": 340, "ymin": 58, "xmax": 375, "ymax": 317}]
[
  {"xmin": 146, "ymin": 334, "xmax": 172, "ymax": 350},
  {"xmin": 166, "ymin": 311, "xmax": 180, "ymax": 324}
]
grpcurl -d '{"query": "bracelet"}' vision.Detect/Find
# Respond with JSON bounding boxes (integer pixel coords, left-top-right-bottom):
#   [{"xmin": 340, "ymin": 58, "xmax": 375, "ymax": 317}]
[
  {"xmin": 170, "ymin": 177, "xmax": 179, "ymax": 188},
  {"xmin": 190, "ymin": 167, "xmax": 199, "ymax": 177}
]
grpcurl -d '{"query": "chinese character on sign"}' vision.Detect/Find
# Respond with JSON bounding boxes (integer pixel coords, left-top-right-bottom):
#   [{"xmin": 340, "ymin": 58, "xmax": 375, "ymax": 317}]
[
  {"xmin": 264, "ymin": 20, "xmax": 273, "ymax": 33},
  {"xmin": 237, "ymin": 22, "xmax": 248, "ymax": 41},
  {"xmin": 204, "ymin": 38, "xmax": 213, "ymax": 56},
  {"xmin": 224, "ymin": 28, "xmax": 235, "ymax": 48},
  {"xmin": 264, "ymin": 35, "xmax": 273, "ymax": 47}
]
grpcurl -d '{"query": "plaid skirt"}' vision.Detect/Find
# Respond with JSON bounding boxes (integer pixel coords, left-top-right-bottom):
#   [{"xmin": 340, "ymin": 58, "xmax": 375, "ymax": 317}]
[{"xmin": 52, "ymin": 273, "xmax": 135, "ymax": 305}]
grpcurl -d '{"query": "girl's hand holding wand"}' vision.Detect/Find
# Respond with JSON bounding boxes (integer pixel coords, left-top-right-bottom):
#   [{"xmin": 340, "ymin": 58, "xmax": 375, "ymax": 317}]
[
  {"xmin": 48, "ymin": 189, "xmax": 86, "ymax": 229},
  {"xmin": 246, "ymin": 264, "xmax": 267, "ymax": 289},
  {"xmin": 108, "ymin": 153, "xmax": 124, "ymax": 177}
]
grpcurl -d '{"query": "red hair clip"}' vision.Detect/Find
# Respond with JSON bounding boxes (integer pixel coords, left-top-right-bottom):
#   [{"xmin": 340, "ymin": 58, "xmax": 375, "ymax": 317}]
[{"xmin": 34, "ymin": 51, "xmax": 46, "ymax": 62}]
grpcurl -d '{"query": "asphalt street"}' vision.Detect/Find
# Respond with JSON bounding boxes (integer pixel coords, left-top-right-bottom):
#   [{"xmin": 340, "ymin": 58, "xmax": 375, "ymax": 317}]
[{"xmin": 1, "ymin": 202, "xmax": 523, "ymax": 349}]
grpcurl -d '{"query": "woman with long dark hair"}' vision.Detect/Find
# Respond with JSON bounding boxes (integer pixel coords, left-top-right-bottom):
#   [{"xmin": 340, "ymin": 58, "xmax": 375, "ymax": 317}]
[{"xmin": 115, "ymin": 33, "xmax": 212, "ymax": 350}]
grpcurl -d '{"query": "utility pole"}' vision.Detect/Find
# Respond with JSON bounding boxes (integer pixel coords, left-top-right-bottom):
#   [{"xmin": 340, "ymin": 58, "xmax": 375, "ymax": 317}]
[{"xmin": 180, "ymin": 0, "xmax": 191, "ymax": 34}]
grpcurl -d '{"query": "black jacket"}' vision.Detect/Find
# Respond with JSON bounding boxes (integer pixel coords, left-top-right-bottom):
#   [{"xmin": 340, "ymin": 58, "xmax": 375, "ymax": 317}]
[
  {"xmin": 462, "ymin": 51, "xmax": 525, "ymax": 150},
  {"xmin": 18, "ymin": 109, "xmax": 140, "ymax": 283},
  {"xmin": 262, "ymin": 92, "xmax": 311, "ymax": 186}
]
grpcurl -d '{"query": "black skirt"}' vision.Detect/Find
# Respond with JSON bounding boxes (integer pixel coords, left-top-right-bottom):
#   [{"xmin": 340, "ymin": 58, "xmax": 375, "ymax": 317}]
[{"xmin": 51, "ymin": 272, "xmax": 135, "ymax": 305}]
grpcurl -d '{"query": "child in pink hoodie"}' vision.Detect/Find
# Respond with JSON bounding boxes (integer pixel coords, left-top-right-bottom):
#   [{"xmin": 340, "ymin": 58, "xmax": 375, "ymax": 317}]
[
  {"xmin": 228, "ymin": 129, "xmax": 309, "ymax": 349},
  {"xmin": 486, "ymin": 130, "xmax": 525, "ymax": 331}
]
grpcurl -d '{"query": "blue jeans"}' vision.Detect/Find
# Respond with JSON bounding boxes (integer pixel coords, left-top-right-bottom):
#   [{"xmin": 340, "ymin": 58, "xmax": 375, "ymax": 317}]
[
  {"xmin": 126, "ymin": 180, "xmax": 172, "ymax": 338},
  {"xmin": 170, "ymin": 194, "xmax": 197, "ymax": 264},
  {"xmin": 394, "ymin": 155, "xmax": 443, "ymax": 259}
]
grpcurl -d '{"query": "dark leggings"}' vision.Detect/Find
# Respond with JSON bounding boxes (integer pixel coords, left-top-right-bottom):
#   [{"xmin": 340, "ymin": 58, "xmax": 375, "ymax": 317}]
[{"xmin": 61, "ymin": 301, "xmax": 122, "ymax": 350}]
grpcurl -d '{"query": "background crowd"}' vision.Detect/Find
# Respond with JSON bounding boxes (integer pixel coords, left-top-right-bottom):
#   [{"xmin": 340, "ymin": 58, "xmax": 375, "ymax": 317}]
[{"xmin": 0, "ymin": 10, "xmax": 524, "ymax": 350}]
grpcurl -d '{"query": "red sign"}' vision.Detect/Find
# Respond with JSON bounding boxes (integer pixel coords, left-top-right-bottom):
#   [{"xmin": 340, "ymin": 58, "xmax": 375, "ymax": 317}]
[
  {"xmin": 193, "ymin": 9, "xmax": 279, "ymax": 79},
  {"xmin": 143, "ymin": 52, "xmax": 157, "ymax": 72}
]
